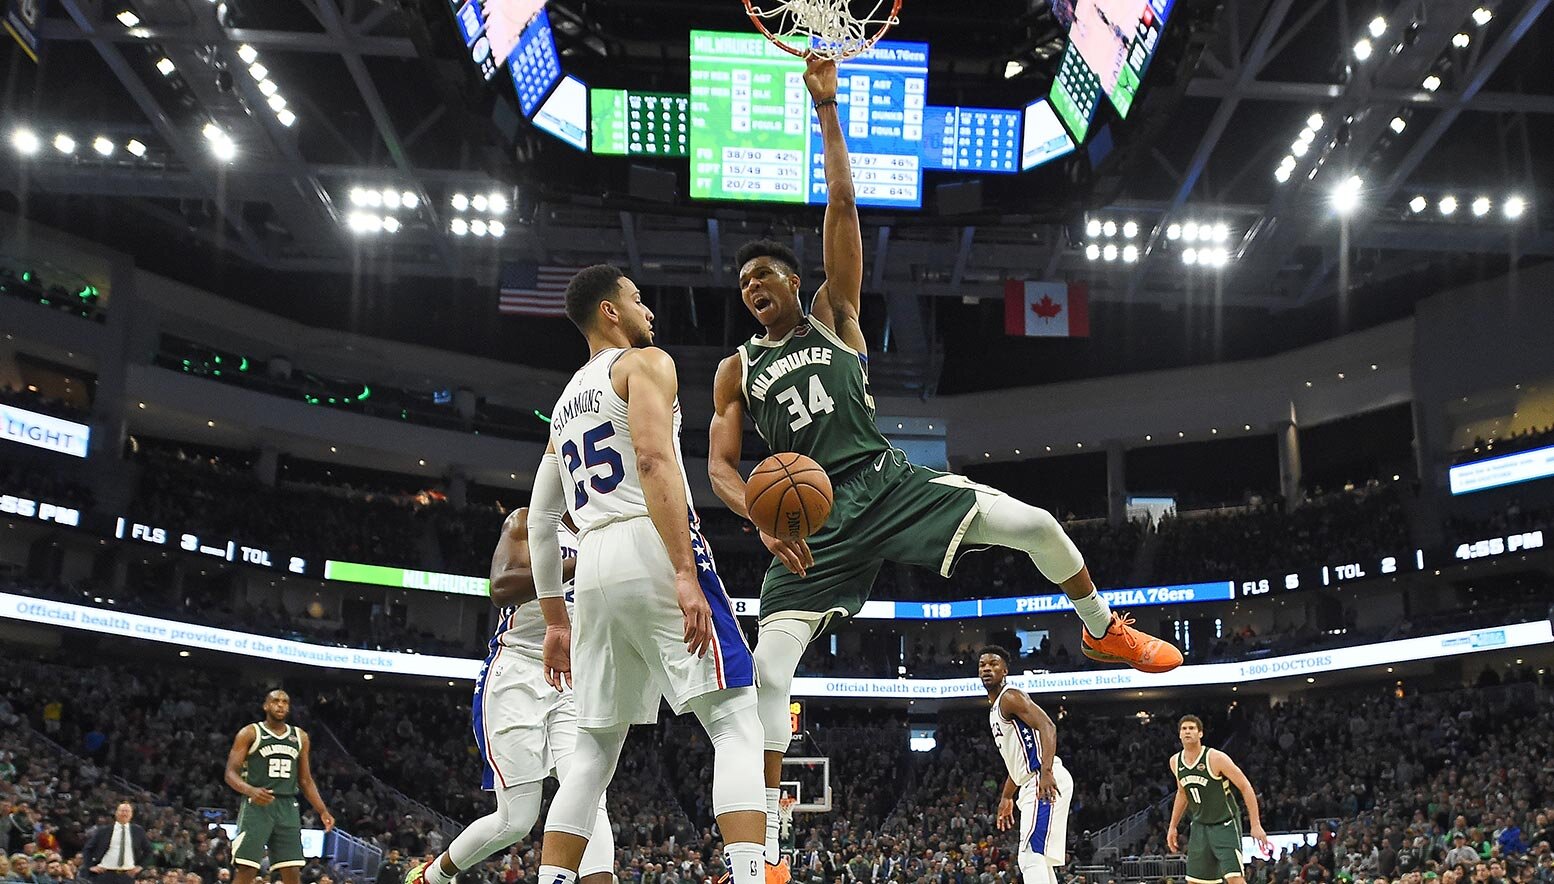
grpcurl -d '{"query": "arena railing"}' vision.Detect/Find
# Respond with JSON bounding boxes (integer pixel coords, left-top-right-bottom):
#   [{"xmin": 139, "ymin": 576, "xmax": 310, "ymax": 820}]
[{"xmin": 308, "ymin": 719, "xmax": 464, "ymax": 837}]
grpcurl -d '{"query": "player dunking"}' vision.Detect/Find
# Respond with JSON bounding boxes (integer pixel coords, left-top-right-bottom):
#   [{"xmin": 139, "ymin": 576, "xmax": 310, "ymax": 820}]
[
  {"xmin": 223, "ymin": 691, "xmax": 333, "ymax": 884},
  {"xmin": 405, "ymin": 508, "xmax": 613, "ymax": 884},
  {"xmin": 707, "ymin": 55, "xmax": 1183, "ymax": 878},
  {"xmin": 978, "ymin": 647, "xmax": 1072, "ymax": 884},
  {"xmin": 525, "ymin": 266, "xmax": 768, "ymax": 884},
  {"xmin": 1167, "ymin": 715, "xmax": 1271, "ymax": 884}
]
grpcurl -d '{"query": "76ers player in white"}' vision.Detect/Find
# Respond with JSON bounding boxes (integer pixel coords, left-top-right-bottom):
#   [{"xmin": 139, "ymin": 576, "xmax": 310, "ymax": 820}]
[
  {"xmin": 978, "ymin": 646, "xmax": 1073, "ymax": 884},
  {"xmin": 407, "ymin": 508, "xmax": 613, "ymax": 884},
  {"xmin": 526, "ymin": 265, "xmax": 768, "ymax": 884}
]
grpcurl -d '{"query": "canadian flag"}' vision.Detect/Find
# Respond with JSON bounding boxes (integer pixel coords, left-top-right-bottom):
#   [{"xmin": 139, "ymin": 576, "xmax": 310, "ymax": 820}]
[{"xmin": 1003, "ymin": 280, "xmax": 1089, "ymax": 337}]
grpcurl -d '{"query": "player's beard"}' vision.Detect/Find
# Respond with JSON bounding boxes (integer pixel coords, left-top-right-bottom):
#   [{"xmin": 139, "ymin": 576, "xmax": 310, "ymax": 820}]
[{"xmin": 627, "ymin": 321, "xmax": 654, "ymax": 349}]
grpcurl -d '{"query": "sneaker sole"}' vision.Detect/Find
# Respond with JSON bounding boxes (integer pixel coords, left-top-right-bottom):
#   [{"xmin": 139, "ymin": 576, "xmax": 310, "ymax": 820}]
[{"xmin": 1081, "ymin": 643, "xmax": 1183, "ymax": 673}]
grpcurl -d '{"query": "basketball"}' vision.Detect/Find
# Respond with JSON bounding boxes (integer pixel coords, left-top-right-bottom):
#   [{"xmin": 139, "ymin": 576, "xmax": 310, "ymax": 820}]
[{"xmin": 745, "ymin": 453, "xmax": 833, "ymax": 540}]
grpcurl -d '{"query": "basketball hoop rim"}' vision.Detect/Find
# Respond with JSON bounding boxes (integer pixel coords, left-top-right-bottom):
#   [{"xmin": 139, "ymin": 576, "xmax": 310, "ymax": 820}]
[{"xmin": 740, "ymin": 0, "xmax": 904, "ymax": 60}]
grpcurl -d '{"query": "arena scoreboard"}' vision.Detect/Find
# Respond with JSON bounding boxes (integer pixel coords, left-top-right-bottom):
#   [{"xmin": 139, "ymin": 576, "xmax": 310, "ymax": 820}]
[
  {"xmin": 690, "ymin": 30, "xmax": 931, "ymax": 208},
  {"xmin": 509, "ymin": 9, "xmax": 562, "ymax": 116},
  {"xmin": 1109, "ymin": 0, "xmax": 1177, "ymax": 117},
  {"xmin": 921, "ymin": 106, "xmax": 1023, "ymax": 173},
  {"xmin": 1050, "ymin": 43, "xmax": 1103, "ymax": 142},
  {"xmin": 1021, "ymin": 97, "xmax": 1077, "ymax": 170},
  {"xmin": 533, "ymin": 74, "xmax": 588, "ymax": 150},
  {"xmin": 591, "ymin": 89, "xmax": 691, "ymax": 157}
]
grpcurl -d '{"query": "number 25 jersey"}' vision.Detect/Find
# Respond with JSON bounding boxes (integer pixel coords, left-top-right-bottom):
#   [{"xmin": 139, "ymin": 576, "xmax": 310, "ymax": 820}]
[
  {"xmin": 549, "ymin": 348, "xmax": 695, "ymax": 537},
  {"xmin": 738, "ymin": 316, "xmax": 892, "ymax": 481}
]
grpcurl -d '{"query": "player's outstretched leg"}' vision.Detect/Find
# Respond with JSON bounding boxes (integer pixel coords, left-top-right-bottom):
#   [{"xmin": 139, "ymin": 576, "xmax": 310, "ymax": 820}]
[
  {"xmin": 964, "ymin": 494, "xmax": 1182, "ymax": 672},
  {"xmin": 685, "ymin": 688, "xmax": 771, "ymax": 884},
  {"xmin": 537, "ymin": 726, "xmax": 630, "ymax": 884},
  {"xmin": 405, "ymin": 781, "xmax": 544, "ymax": 884}
]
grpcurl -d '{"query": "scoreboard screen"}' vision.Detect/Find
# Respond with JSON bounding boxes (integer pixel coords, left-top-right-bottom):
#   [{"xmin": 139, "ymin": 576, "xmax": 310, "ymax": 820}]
[
  {"xmin": 533, "ymin": 74, "xmax": 588, "ymax": 150},
  {"xmin": 1021, "ymin": 97, "xmax": 1076, "ymax": 170},
  {"xmin": 510, "ymin": 9, "xmax": 561, "ymax": 116},
  {"xmin": 1067, "ymin": 0, "xmax": 1149, "ymax": 101},
  {"xmin": 689, "ymin": 30, "xmax": 930, "ymax": 208},
  {"xmin": 452, "ymin": 0, "xmax": 498, "ymax": 80},
  {"xmin": 1050, "ymin": 42, "xmax": 1103, "ymax": 142},
  {"xmin": 1110, "ymin": 0, "xmax": 1177, "ymax": 117},
  {"xmin": 921, "ymin": 105, "xmax": 1022, "ymax": 173},
  {"xmin": 591, "ymin": 90, "xmax": 691, "ymax": 157},
  {"xmin": 483, "ymin": 0, "xmax": 545, "ymax": 67}
]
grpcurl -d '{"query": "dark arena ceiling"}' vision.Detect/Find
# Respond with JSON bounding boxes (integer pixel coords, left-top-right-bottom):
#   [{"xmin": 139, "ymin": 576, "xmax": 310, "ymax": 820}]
[{"xmin": 2, "ymin": 0, "xmax": 1552, "ymax": 392}]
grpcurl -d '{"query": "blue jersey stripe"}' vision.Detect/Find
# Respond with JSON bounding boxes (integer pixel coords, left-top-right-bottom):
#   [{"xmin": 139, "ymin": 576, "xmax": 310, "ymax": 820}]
[
  {"xmin": 690, "ymin": 517, "xmax": 754, "ymax": 687},
  {"xmin": 1030, "ymin": 794, "xmax": 1053, "ymax": 854},
  {"xmin": 1013, "ymin": 718, "xmax": 1043, "ymax": 774}
]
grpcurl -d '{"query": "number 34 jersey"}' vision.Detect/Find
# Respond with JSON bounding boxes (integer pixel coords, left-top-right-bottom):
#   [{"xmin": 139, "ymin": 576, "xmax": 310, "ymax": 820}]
[
  {"xmin": 549, "ymin": 348, "xmax": 696, "ymax": 538},
  {"xmin": 738, "ymin": 316, "xmax": 892, "ymax": 481}
]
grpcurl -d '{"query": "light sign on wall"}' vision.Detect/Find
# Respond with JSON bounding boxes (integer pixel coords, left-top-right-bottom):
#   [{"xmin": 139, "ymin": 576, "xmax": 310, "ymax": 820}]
[{"xmin": 1, "ymin": 404, "xmax": 90, "ymax": 458}]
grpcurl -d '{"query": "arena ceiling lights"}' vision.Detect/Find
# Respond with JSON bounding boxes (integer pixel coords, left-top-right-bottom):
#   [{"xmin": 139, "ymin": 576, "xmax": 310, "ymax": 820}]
[
  {"xmin": 236, "ymin": 45, "xmax": 296, "ymax": 128},
  {"xmin": 344, "ymin": 186, "xmax": 420, "ymax": 236},
  {"xmin": 447, "ymin": 191, "xmax": 508, "ymax": 238},
  {"xmin": 8, "ymin": 125, "xmax": 153, "ymax": 162}
]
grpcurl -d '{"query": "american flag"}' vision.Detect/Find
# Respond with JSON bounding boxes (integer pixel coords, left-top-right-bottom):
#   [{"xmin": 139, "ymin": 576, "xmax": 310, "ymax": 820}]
[{"xmin": 498, "ymin": 262, "xmax": 577, "ymax": 317}]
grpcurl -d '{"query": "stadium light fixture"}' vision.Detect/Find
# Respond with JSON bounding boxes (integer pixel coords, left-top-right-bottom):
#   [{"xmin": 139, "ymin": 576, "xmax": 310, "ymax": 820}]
[
  {"xmin": 1122, "ymin": 220, "xmax": 1139, "ymax": 239},
  {"xmin": 383, "ymin": 188, "xmax": 402, "ymax": 209},
  {"xmin": 258, "ymin": 78, "xmax": 278, "ymax": 97},
  {"xmin": 1291, "ymin": 139, "xmax": 1309, "ymax": 158},
  {"xmin": 471, "ymin": 219, "xmax": 488, "ymax": 237},
  {"xmin": 1086, "ymin": 218, "xmax": 1102, "ymax": 238},
  {"xmin": 350, "ymin": 187, "xmax": 369, "ymax": 207},
  {"xmin": 451, "ymin": 193, "xmax": 469, "ymax": 211},
  {"xmin": 1471, "ymin": 196, "xmax": 1491, "ymax": 217},
  {"xmin": 402, "ymin": 191, "xmax": 419, "ymax": 209},
  {"xmin": 1181, "ymin": 248, "xmax": 1197, "ymax": 265},
  {"xmin": 488, "ymin": 193, "xmax": 508, "ymax": 213},
  {"xmin": 125, "ymin": 139, "xmax": 147, "ymax": 158},
  {"xmin": 1274, "ymin": 163, "xmax": 1293, "ymax": 183},
  {"xmin": 1332, "ymin": 174, "xmax": 1363, "ymax": 215},
  {"xmin": 1353, "ymin": 38, "xmax": 1373, "ymax": 61},
  {"xmin": 237, "ymin": 44, "xmax": 258, "ymax": 64},
  {"xmin": 1182, "ymin": 221, "xmax": 1199, "ymax": 241},
  {"xmin": 1438, "ymin": 195, "xmax": 1458, "ymax": 215},
  {"xmin": 1102, "ymin": 220, "xmax": 1117, "ymax": 237},
  {"xmin": 249, "ymin": 63, "xmax": 269, "ymax": 81},
  {"xmin": 1165, "ymin": 223, "xmax": 1181, "ymax": 240},
  {"xmin": 347, "ymin": 212, "xmax": 382, "ymax": 234},
  {"xmin": 155, "ymin": 57, "xmax": 175, "ymax": 76},
  {"xmin": 266, "ymin": 94, "xmax": 286, "ymax": 112},
  {"xmin": 1102, "ymin": 243, "xmax": 1118, "ymax": 262},
  {"xmin": 1503, "ymin": 195, "xmax": 1526, "ymax": 219},
  {"xmin": 92, "ymin": 136, "xmax": 114, "ymax": 156},
  {"xmin": 53, "ymin": 133, "xmax": 76, "ymax": 154},
  {"xmin": 276, "ymin": 109, "xmax": 296, "ymax": 127},
  {"xmin": 1122, "ymin": 244, "xmax": 1138, "ymax": 263},
  {"xmin": 1368, "ymin": 16, "xmax": 1387, "ymax": 37},
  {"xmin": 382, "ymin": 216, "xmax": 401, "ymax": 233},
  {"xmin": 1297, "ymin": 127, "xmax": 1315, "ymax": 145},
  {"xmin": 1212, "ymin": 223, "xmax": 1229, "ymax": 242},
  {"xmin": 489, "ymin": 221, "xmax": 506, "ymax": 237},
  {"xmin": 115, "ymin": 10, "xmax": 140, "ymax": 26},
  {"xmin": 1408, "ymin": 195, "xmax": 1427, "ymax": 213},
  {"xmin": 450, "ymin": 218, "xmax": 469, "ymax": 236},
  {"xmin": 11, "ymin": 128, "xmax": 40, "ymax": 155},
  {"xmin": 363, "ymin": 189, "xmax": 382, "ymax": 207},
  {"xmin": 1389, "ymin": 116, "xmax": 1407, "ymax": 133},
  {"xmin": 202, "ymin": 123, "xmax": 235, "ymax": 161},
  {"xmin": 472, "ymin": 194, "xmax": 489, "ymax": 212},
  {"xmin": 1003, "ymin": 60, "xmax": 1024, "ymax": 79},
  {"xmin": 1307, "ymin": 113, "xmax": 1324, "ymax": 130},
  {"xmin": 1452, "ymin": 32, "xmax": 1470, "ymax": 48},
  {"xmin": 1084, "ymin": 243, "xmax": 1100, "ymax": 260},
  {"xmin": 1422, "ymin": 74, "xmax": 1441, "ymax": 92},
  {"xmin": 1472, "ymin": 7, "xmax": 1493, "ymax": 25}
]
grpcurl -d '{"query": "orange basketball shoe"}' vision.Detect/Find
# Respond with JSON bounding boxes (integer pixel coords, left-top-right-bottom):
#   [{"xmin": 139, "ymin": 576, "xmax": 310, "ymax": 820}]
[
  {"xmin": 716, "ymin": 859, "xmax": 790, "ymax": 884},
  {"xmin": 1080, "ymin": 612, "xmax": 1184, "ymax": 673}
]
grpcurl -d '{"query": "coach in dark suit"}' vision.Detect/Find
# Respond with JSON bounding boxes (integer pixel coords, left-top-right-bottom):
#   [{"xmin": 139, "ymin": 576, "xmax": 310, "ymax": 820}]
[{"xmin": 83, "ymin": 803, "xmax": 151, "ymax": 884}]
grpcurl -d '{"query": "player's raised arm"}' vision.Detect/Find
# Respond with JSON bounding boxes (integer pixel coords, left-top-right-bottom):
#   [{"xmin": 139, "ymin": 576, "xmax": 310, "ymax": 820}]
[
  {"xmin": 224, "ymin": 726, "xmax": 270, "ymax": 805},
  {"xmin": 999, "ymin": 690, "xmax": 1060, "ymax": 802},
  {"xmin": 621, "ymin": 347, "xmax": 714, "ymax": 658},
  {"xmin": 295, "ymin": 730, "xmax": 334, "ymax": 831},
  {"xmin": 804, "ymin": 57, "xmax": 866, "ymax": 354},
  {"xmin": 490, "ymin": 508, "xmax": 577, "ymax": 609},
  {"xmin": 1167, "ymin": 757, "xmax": 1187, "ymax": 854},
  {"xmin": 1210, "ymin": 749, "xmax": 1270, "ymax": 851}
]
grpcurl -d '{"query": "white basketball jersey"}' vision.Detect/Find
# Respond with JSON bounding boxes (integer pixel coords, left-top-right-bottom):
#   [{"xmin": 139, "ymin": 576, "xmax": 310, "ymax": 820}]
[
  {"xmin": 989, "ymin": 684, "xmax": 1058, "ymax": 787},
  {"xmin": 548, "ymin": 348, "xmax": 693, "ymax": 537},
  {"xmin": 491, "ymin": 522, "xmax": 579, "ymax": 655}
]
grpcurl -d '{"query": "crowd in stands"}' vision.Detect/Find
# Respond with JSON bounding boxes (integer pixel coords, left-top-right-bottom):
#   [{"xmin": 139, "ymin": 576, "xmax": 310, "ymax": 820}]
[
  {"xmin": 1152, "ymin": 482, "xmax": 1410, "ymax": 585},
  {"xmin": 0, "ymin": 460, "xmax": 93, "ymax": 511},
  {"xmin": 1454, "ymin": 425, "xmax": 1554, "ymax": 465},
  {"xmin": 0, "ymin": 386, "xmax": 91, "ymax": 424},
  {"xmin": 0, "ymin": 265, "xmax": 104, "ymax": 322}
]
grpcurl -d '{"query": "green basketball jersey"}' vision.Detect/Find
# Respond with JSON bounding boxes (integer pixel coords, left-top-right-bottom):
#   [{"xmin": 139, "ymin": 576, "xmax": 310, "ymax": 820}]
[
  {"xmin": 243, "ymin": 723, "xmax": 302, "ymax": 797},
  {"xmin": 1175, "ymin": 747, "xmax": 1240, "ymax": 826},
  {"xmin": 739, "ymin": 317, "xmax": 891, "ymax": 480}
]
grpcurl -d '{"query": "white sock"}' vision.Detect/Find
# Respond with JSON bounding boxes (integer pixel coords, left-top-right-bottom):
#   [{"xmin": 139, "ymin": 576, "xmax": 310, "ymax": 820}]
[
  {"xmin": 424, "ymin": 855, "xmax": 455, "ymax": 884},
  {"xmin": 1072, "ymin": 589, "xmax": 1113, "ymax": 639},
  {"xmin": 726, "ymin": 842, "xmax": 766, "ymax": 884},
  {"xmin": 537, "ymin": 867, "xmax": 577, "ymax": 884},
  {"xmin": 764, "ymin": 787, "xmax": 781, "ymax": 864}
]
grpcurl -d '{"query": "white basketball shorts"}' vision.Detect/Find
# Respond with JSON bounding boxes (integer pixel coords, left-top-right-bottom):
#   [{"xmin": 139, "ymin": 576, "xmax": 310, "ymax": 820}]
[
  {"xmin": 572, "ymin": 515, "xmax": 754, "ymax": 730},
  {"xmin": 1018, "ymin": 756, "xmax": 1074, "ymax": 869},
  {"xmin": 473, "ymin": 646, "xmax": 571, "ymax": 789}
]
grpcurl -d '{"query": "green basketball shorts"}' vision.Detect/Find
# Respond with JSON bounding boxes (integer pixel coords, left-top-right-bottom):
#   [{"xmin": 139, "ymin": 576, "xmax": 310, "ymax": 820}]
[
  {"xmin": 758, "ymin": 449, "xmax": 997, "ymax": 627},
  {"xmin": 1187, "ymin": 819, "xmax": 1247, "ymax": 883},
  {"xmin": 232, "ymin": 797, "xmax": 304, "ymax": 870}
]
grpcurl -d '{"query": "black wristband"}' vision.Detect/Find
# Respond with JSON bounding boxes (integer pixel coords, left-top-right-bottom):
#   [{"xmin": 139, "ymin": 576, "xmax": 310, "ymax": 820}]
[{"xmin": 814, "ymin": 98, "xmax": 838, "ymax": 111}]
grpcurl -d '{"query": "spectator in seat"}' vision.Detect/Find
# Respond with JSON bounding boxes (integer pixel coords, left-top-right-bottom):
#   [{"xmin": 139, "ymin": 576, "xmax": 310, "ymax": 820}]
[{"xmin": 376, "ymin": 849, "xmax": 405, "ymax": 884}]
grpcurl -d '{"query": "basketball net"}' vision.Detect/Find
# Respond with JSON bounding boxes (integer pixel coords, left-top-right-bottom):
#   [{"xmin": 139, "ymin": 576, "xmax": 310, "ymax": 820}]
[
  {"xmin": 779, "ymin": 794, "xmax": 798, "ymax": 823},
  {"xmin": 742, "ymin": 0, "xmax": 903, "ymax": 60}
]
